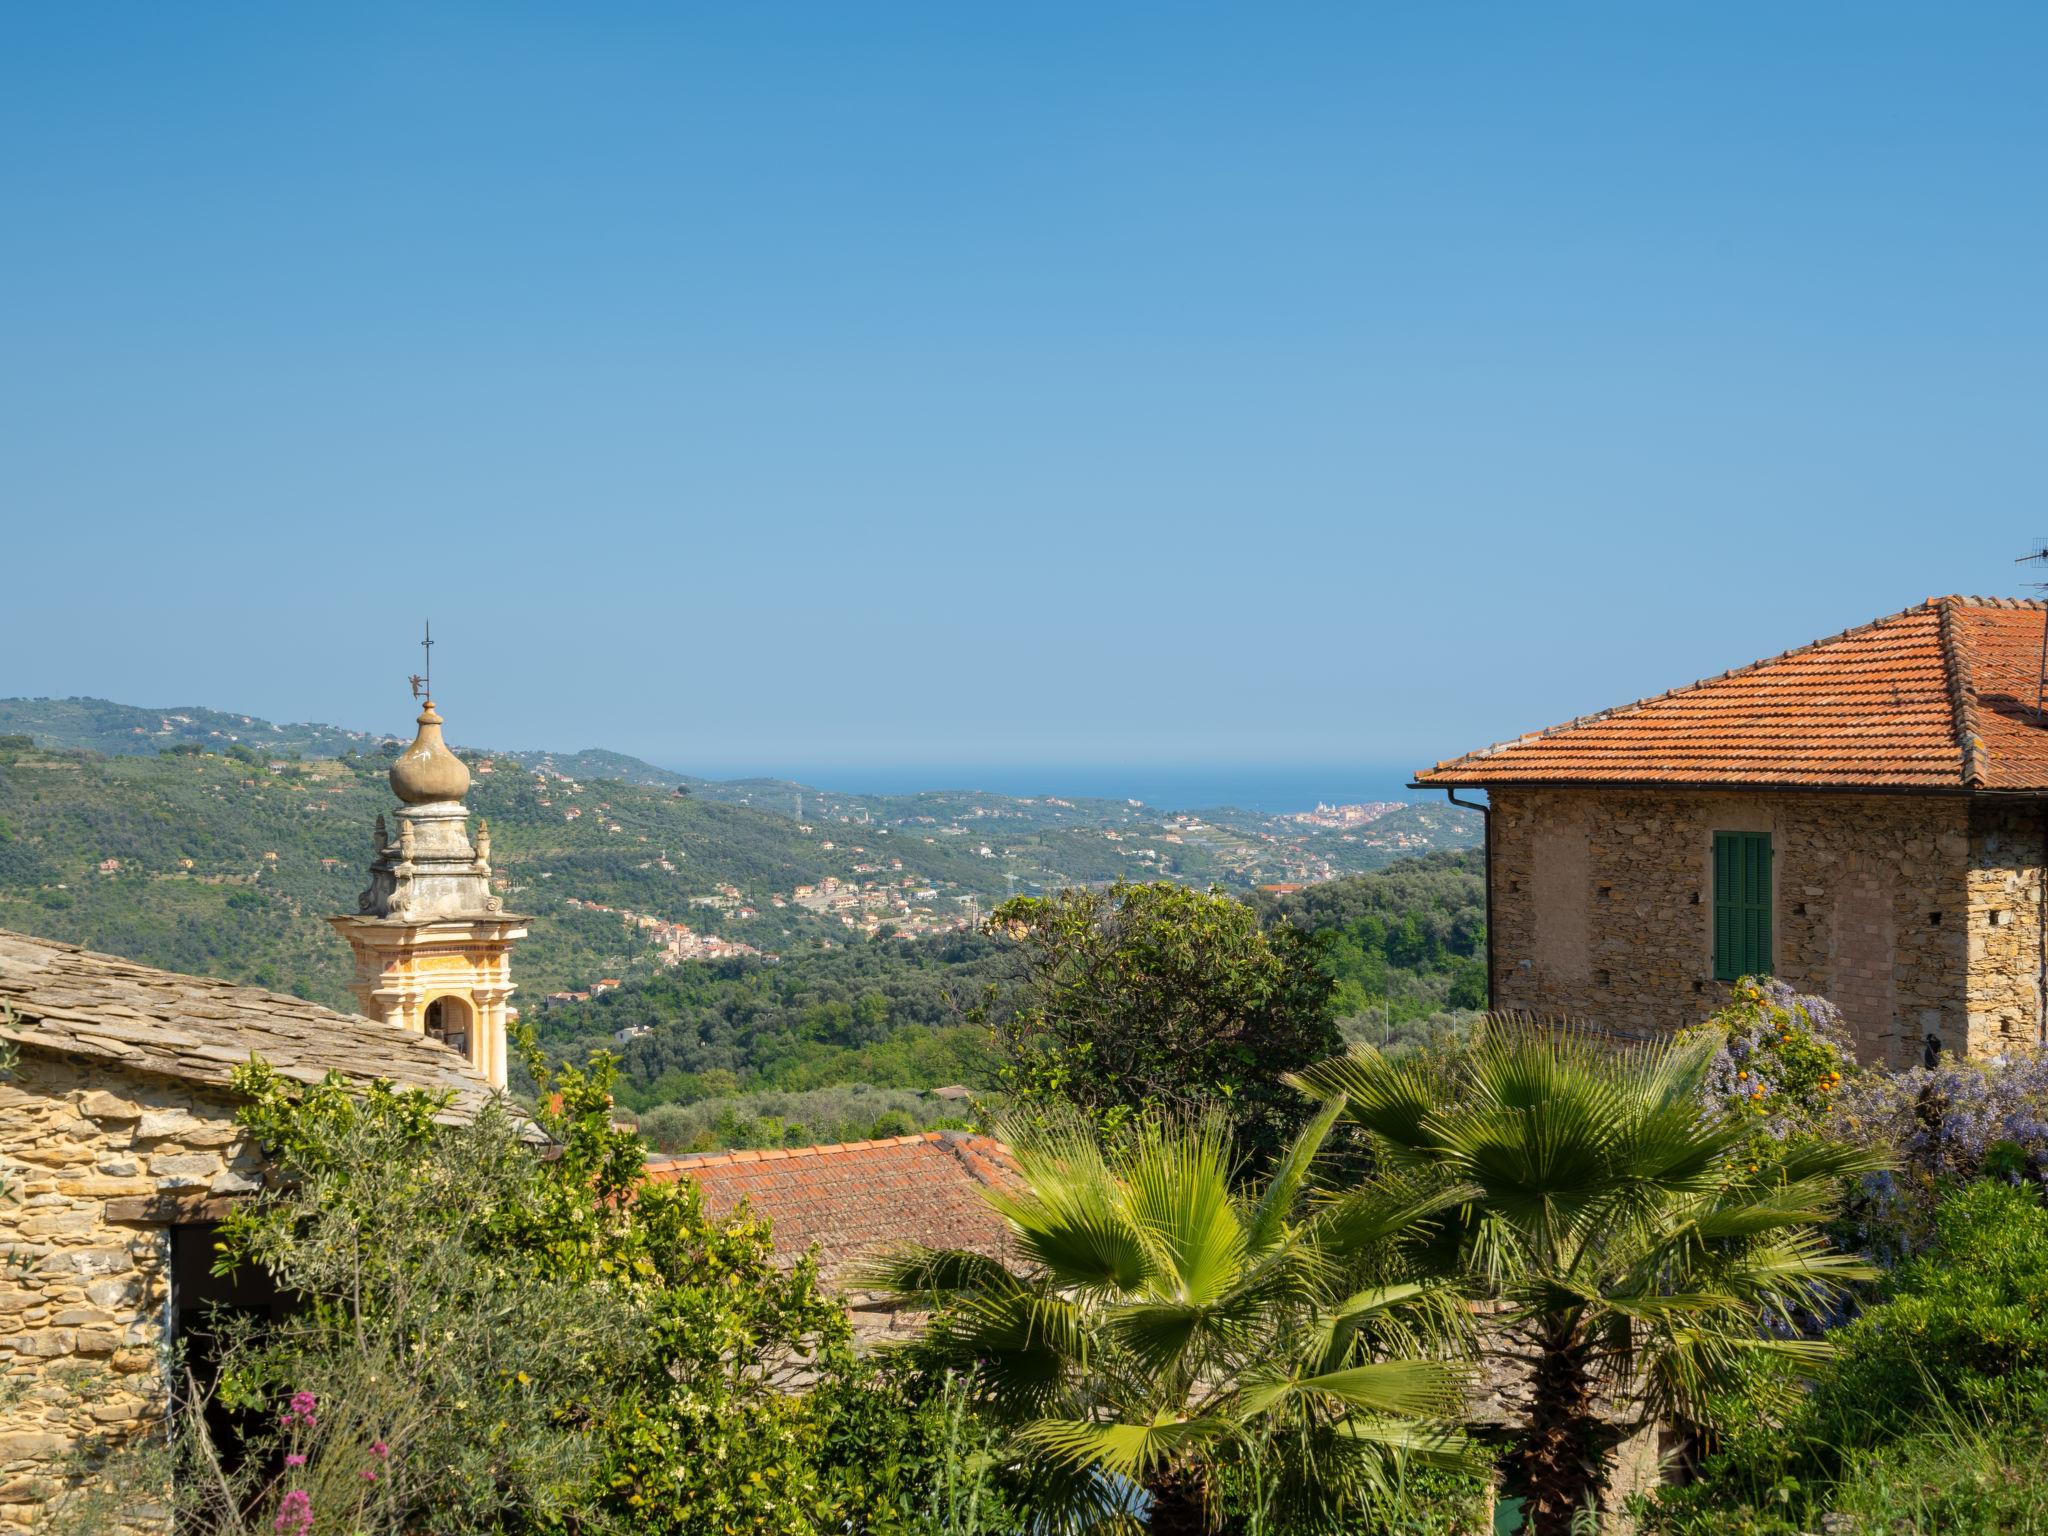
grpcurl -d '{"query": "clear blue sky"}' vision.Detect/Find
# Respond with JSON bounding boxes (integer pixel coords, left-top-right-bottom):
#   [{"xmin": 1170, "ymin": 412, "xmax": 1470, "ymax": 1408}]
[{"xmin": 5, "ymin": 4, "xmax": 2044, "ymax": 780}]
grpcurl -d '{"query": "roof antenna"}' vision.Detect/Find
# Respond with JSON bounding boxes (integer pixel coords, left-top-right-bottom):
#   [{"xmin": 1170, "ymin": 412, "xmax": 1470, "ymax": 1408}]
[
  {"xmin": 408, "ymin": 620, "xmax": 433, "ymax": 703},
  {"xmin": 2017, "ymin": 549, "xmax": 2048, "ymax": 721}
]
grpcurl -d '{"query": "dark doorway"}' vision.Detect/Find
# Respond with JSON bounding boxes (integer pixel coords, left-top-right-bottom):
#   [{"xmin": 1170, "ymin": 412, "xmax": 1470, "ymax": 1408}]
[{"xmin": 170, "ymin": 1223, "xmax": 284, "ymax": 1481}]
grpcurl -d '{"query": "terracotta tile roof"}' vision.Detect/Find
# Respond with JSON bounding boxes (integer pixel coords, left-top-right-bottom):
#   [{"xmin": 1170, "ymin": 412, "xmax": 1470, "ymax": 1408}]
[
  {"xmin": 0, "ymin": 927, "xmax": 501, "ymax": 1122},
  {"xmin": 1416, "ymin": 597, "xmax": 2048, "ymax": 793},
  {"xmin": 646, "ymin": 1130, "xmax": 1021, "ymax": 1285}
]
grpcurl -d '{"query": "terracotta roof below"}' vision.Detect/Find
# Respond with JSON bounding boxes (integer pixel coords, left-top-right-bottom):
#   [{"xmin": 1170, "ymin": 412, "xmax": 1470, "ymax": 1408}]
[{"xmin": 646, "ymin": 1130, "xmax": 1020, "ymax": 1285}]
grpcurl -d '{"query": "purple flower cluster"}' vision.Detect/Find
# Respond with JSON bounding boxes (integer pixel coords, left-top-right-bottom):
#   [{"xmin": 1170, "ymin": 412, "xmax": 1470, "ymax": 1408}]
[{"xmin": 1835, "ymin": 1052, "xmax": 2048, "ymax": 1184}]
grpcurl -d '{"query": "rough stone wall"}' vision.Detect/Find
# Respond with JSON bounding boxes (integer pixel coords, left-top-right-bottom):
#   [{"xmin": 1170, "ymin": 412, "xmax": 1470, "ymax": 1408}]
[
  {"xmin": 0, "ymin": 1052, "xmax": 261, "ymax": 1529},
  {"xmin": 1965, "ymin": 803, "xmax": 2048, "ymax": 1056},
  {"xmin": 1489, "ymin": 789, "xmax": 1974, "ymax": 1066}
]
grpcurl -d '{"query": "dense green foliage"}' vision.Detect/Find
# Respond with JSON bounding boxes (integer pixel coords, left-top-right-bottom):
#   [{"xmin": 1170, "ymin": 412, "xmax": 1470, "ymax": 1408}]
[
  {"xmin": 539, "ymin": 931, "xmax": 1016, "ymax": 1110},
  {"xmin": 536, "ymin": 860, "xmax": 1490, "ymax": 1149},
  {"xmin": 1297, "ymin": 1024, "xmax": 1882, "ymax": 1536},
  {"xmin": 61, "ymin": 1051, "xmax": 1008, "ymax": 1535},
  {"xmin": 989, "ymin": 881, "xmax": 1344, "ymax": 1159},
  {"xmin": 635, "ymin": 1085, "xmax": 971, "ymax": 1154},
  {"xmin": 874, "ymin": 1107, "xmax": 1485, "ymax": 1534},
  {"xmin": 1645, "ymin": 1181, "xmax": 2048, "ymax": 1534},
  {"xmin": 1253, "ymin": 851, "xmax": 1487, "ymax": 1025}
]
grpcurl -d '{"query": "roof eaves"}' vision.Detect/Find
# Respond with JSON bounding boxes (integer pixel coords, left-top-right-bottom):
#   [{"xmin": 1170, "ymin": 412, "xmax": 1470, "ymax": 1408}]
[
  {"xmin": 1406, "ymin": 776, "xmax": 1985, "ymax": 798},
  {"xmin": 1415, "ymin": 598, "xmax": 1945, "ymax": 783}
]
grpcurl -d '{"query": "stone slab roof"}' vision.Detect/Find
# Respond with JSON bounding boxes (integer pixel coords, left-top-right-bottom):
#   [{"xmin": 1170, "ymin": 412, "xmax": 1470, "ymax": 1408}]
[
  {"xmin": 0, "ymin": 927, "xmax": 500, "ymax": 1121},
  {"xmin": 1417, "ymin": 596, "xmax": 2048, "ymax": 792},
  {"xmin": 646, "ymin": 1130, "xmax": 1021, "ymax": 1285}
]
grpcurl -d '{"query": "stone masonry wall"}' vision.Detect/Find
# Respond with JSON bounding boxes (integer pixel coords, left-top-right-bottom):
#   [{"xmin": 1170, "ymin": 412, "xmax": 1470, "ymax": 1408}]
[
  {"xmin": 1966, "ymin": 803, "xmax": 2048, "ymax": 1057},
  {"xmin": 0, "ymin": 1051, "xmax": 262, "ymax": 1529},
  {"xmin": 1489, "ymin": 789, "xmax": 1975, "ymax": 1067}
]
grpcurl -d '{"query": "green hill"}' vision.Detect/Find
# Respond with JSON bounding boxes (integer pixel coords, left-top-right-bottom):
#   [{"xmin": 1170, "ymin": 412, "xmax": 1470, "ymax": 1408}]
[{"xmin": 0, "ymin": 699, "xmax": 1481, "ymax": 1020}]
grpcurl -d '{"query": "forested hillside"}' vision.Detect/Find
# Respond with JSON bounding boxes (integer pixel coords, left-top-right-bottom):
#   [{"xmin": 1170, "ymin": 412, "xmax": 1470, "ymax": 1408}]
[
  {"xmin": 538, "ymin": 851, "xmax": 1488, "ymax": 1150},
  {"xmin": 0, "ymin": 705, "xmax": 1479, "ymax": 1012},
  {"xmin": 1253, "ymin": 848, "xmax": 1488, "ymax": 1037}
]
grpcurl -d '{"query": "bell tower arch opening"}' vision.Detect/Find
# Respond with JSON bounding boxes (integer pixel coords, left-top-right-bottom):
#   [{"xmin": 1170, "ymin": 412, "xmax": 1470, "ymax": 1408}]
[{"xmin": 424, "ymin": 994, "xmax": 475, "ymax": 1062}]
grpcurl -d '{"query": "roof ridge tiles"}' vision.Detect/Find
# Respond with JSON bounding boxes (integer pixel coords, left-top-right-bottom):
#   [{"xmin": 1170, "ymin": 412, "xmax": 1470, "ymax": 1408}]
[
  {"xmin": 662, "ymin": 1129, "xmax": 962, "ymax": 1172},
  {"xmin": 1936, "ymin": 597, "xmax": 1991, "ymax": 788}
]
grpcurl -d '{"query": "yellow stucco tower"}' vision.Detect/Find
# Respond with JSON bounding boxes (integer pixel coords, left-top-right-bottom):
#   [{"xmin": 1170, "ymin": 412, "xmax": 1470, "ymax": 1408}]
[{"xmin": 328, "ymin": 696, "xmax": 526, "ymax": 1089}]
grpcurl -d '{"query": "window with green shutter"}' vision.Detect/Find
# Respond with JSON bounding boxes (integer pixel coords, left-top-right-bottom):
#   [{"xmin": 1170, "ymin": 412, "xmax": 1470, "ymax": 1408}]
[{"xmin": 1712, "ymin": 831, "xmax": 1772, "ymax": 981}]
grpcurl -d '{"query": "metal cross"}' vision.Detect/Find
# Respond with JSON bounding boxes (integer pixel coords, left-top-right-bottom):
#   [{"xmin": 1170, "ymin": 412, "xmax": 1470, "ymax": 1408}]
[{"xmin": 409, "ymin": 621, "xmax": 434, "ymax": 701}]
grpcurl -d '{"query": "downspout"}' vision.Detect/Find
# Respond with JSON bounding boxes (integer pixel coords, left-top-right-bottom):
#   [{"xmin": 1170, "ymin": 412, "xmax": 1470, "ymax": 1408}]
[
  {"xmin": 1447, "ymin": 789, "xmax": 1494, "ymax": 1013},
  {"xmin": 2038, "ymin": 798, "xmax": 2046, "ymax": 1048}
]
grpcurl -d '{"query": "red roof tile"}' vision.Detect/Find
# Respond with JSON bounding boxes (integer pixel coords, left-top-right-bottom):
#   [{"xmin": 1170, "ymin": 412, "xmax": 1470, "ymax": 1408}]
[
  {"xmin": 645, "ymin": 1130, "xmax": 1020, "ymax": 1285},
  {"xmin": 1416, "ymin": 597, "xmax": 2048, "ymax": 792}
]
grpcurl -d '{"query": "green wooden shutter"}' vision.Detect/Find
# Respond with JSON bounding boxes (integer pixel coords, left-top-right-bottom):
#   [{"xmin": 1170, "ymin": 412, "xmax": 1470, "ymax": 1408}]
[{"xmin": 1712, "ymin": 831, "xmax": 1772, "ymax": 981}]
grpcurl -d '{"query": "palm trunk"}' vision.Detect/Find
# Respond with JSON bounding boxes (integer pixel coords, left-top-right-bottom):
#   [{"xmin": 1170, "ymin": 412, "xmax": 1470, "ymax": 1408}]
[
  {"xmin": 1145, "ymin": 1465, "xmax": 1213, "ymax": 1536},
  {"xmin": 1511, "ymin": 1319, "xmax": 1608, "ymax": 1536}
]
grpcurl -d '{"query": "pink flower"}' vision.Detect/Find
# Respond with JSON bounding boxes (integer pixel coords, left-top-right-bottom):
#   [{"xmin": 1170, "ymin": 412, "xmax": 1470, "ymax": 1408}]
[
  {"xmin": 285, "ymin": 1453, "xmax": 306, "ymax": 1467},
  {"xmin": 361, "ymin": 1468, "xmax": 378, "ymax": 1482},
  {"xmin": 279, "ymin": 1389, "xmax": 318, "ymax": 1429},
  {"xmin": 273, "ymin": 1488, "xmax": 313, "ymax": 1533},
  {"xmin": 370, "ymin": 1440, "xmax": 389, "ymax": 1459}
]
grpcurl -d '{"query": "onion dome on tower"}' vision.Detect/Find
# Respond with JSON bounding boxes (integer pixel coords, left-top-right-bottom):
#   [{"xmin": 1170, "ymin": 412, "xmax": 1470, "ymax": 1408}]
[{"xmin": 389, "ymin": 700, "xmax": 471, "ymax": 806}]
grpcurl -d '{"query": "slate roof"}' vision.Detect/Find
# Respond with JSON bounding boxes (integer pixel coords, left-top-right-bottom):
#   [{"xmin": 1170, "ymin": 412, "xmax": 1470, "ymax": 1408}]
[
  {"xmin": 647, "ymin": 1131, "xmax": 1021, "ymax": 1284},
  {"xmin": 1416, "ymin": 597, "xmax": 2048, "ymax": 792},
  {"xmin": 0, "ymin": 927, "xmax": 500, "ymax": 1120}
]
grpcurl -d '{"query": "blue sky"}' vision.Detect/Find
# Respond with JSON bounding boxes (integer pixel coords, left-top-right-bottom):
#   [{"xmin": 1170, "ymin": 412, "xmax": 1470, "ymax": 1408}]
[{"xmin": 4, "ymin": 4, "xmax": 2044, "ymax": 780}]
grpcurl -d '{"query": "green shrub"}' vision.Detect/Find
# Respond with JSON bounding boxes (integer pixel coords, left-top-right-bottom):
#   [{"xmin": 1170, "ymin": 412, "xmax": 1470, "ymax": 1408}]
[
  {"xmin": 1643, "ymin": 1181, "xmax": 2048, "ymax": 1533},
  {"xmin": 1824, "ymin": 1181, "xmax": 2048, "ymax": 1431}
]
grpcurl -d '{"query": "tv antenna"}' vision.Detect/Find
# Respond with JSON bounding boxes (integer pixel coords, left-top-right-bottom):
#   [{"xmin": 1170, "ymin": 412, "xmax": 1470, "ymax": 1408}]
[
  {"xmin": 2017, "ymin": 548, "xmax": 2048, "ymax": 720},
  {"xmin": 409, "ymin": 621, "xmax": 434, "ymax": 701}
]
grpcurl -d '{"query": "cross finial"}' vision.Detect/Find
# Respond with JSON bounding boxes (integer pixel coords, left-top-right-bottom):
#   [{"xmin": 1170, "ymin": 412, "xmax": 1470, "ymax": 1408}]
[{"xmin": 409, "ymin": 621, "xmax": 434, "ymax": 701}]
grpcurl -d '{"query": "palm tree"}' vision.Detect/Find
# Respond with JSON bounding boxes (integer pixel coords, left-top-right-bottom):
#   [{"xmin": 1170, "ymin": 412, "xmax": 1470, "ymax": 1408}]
[
  {"xmin": 1292, "ymin": 1022, "xmax": 1883, "ymax": 1536},
  {"xmin": 867, "ymin": 1105, "xmax": 1481, "ymax": 1534}
]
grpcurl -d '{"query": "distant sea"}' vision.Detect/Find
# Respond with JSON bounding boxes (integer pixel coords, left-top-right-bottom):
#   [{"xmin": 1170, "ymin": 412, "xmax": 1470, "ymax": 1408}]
[{"xmin": 670, "ymin": 763, "xmax": 1442, "ymax": 817}]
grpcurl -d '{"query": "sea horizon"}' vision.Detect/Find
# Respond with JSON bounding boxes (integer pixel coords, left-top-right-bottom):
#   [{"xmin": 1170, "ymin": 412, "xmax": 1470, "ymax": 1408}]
[{"xmin": 658, "ymin": 762, "xmax": 1444, "ymax": 817}]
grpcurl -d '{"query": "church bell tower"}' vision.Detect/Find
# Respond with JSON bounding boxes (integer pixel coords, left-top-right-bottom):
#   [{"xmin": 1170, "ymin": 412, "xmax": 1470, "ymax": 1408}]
[{"xmin": 329, "ymin": 691, "xmax": 526, "ymax": 1090}]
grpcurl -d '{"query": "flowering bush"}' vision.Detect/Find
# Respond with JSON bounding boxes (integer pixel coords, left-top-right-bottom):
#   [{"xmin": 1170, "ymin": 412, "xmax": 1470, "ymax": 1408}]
[
  {"xmin": 1830, "ymin": 1050, "xmax": 2048, "ymax": 1255},
  {"xmin": 1687, "ymin": 977, "xmax": 1855, "ymax": 1149}
]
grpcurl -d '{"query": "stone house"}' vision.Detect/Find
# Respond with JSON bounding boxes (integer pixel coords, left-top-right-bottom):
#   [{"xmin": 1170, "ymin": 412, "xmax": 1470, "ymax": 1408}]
[
  {"xmin": 0, "ymin": 929, "xmax": 503, "ymax": 1527},
  {"xmin": 1415, "ymin": 596, "xmax": 2048, "ymax": 1067}
]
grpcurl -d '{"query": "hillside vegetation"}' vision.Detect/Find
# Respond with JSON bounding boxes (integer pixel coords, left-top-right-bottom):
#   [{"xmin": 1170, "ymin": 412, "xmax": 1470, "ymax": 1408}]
[
  {"xmin": 536, "ymin": 851, "xmax": 1487, "ymax": 1149},
  {"xmin": 0, "ymin": 701, "xmax": 1478, "ymax": 1015}
]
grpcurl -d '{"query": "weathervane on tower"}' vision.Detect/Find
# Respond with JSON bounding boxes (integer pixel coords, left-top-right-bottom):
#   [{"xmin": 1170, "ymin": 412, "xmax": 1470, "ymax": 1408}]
[{"xmin": 409, "ymin": 620, "xmax": 433, "ymax": 702}]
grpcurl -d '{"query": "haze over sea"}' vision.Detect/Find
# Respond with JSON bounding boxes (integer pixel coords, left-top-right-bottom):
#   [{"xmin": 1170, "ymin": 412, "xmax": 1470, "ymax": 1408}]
[{"xmin": 667, "ymin": 763, "xmax": 1438, "ymax": 817}]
